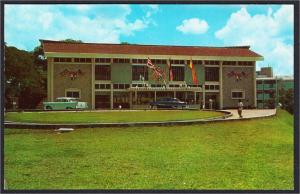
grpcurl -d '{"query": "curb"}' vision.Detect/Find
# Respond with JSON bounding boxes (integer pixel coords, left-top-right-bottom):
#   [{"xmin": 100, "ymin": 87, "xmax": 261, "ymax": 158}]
[
  {"xmin": 5, "ymin": 111, "xmax": 233, "ymax": 129},
  {"xmin": 4, "ymin": 110, "xmax": 277, "ymax": 129}
]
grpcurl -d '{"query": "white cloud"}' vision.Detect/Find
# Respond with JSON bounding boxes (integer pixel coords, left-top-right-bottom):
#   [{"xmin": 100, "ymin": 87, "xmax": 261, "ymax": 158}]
[
  {"xmin": 4, "ymin": 5, "xmax": 153, "ymax": 51},
  {"xmin": 176, "ymin": 18, "xmax": 209, "ymax": 35},
  {"xmin": 215, "ymin": 5, "xmax": 294, "ymax": 76}
]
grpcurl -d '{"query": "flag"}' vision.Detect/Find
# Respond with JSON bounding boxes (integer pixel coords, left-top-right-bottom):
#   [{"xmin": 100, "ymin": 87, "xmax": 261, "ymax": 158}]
[
  {"xmin": 147, "ymin": 57, "xmax": 166, "ymax": 83},
  {"xmin": 147, "ymin": 57, "xmax": 155, "ymax": 69},
  {"xmin": 168, "ymin": 59, "xmax": 173, "ymax": 81},
  {"xmin": 189, "ymin": 59, "xmax": 199, "ymax": 85}
]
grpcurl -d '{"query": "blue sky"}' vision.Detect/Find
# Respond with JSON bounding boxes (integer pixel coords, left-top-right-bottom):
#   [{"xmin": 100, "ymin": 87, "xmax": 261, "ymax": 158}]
[{"xmin": 4, "ymin": 4, "xmax": 294, "ymax": 75}]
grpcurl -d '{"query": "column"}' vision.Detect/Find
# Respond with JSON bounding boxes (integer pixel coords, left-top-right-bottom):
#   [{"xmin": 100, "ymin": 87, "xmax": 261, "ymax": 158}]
[
  {"xmin": 135, "ymin": 90, "xmax": 137, "ymax": 104},
  {"xmin": 219, "ymin": 61, "xmax": 223, "ymax": 109},
  {"xmin": 47, "ymin": 58, "xmax": 52, "ymax": 101},
  {"xmin": 129, "ymin": 92, "xmax": 132, "ymax": 109},
  {"xmin": 91, "ymin": 59, "xmax": 95, "ymax": 109},
  {"xmin": 154, "ymin": 91, "xmax": 157, "ymax": 101},
  {"xmin": 202, "ymin": 84, "xmax": 206, "ymax": 109},
  {"xmin": 174, "ymin": 91, "xmax": 176, "ymax": 98},
  {"xmin": 50, "ymin": 59, "xmax": 54, "ymax": 101},
  {"xmin": 254, "ymin": 63, "xmax": 257, "ymax": 108},
  {"xmin": 194, "ymin": 91, "xmax": 196, "ymax": 104},
  {"xmin": 110, "ymin": 84, "xmax": 113, "ymax": 109}
]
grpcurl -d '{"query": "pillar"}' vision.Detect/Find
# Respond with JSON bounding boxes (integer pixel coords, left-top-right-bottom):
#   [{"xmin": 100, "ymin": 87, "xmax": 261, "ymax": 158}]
[
  {"xmin": 129, "ymin": 92, "xmax": 132, "ymax": 109},
  {"xmin": 174, "ymin": 91, "xmax": 176, "ymax": 98},
  {"xmin": 219, "ymin": 61, "xmax": 223, "ymax": 109},
  {"xmin": 194, "ymin": 91, "xmax": 196, "ymax": 104},
  {"xmin": 154, "ymin": 91, "xmax": 157, "ymax": 101},
  {"xmin": 202, "ymin": 84, "xmax": 206, "ymax": 109},
  {"xmin": 254, "ymin": 63, "xmax": 257, "ymax": 108},
  {"xmin": 110, "ymin": 84, "xmax": 113, "ymax": 109},
  {"xmin": 91, "ymin": 59, "xmax": 95, "ymax": 109}
]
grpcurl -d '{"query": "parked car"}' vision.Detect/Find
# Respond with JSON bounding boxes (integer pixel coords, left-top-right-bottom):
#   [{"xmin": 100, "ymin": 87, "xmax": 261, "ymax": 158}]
[
  {"xmin": 150, "ymin": 98, "xmax": 188, "ymax": 109},
  {"xmin": 43, "ymin": 97, "xmax": 88, "ymax": 110}
]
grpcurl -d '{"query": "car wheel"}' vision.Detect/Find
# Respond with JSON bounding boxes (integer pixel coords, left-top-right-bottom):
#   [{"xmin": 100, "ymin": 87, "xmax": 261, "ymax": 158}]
[{"xmin": 46, "ymin": 106, "xmax": 52, "ymax": 110}]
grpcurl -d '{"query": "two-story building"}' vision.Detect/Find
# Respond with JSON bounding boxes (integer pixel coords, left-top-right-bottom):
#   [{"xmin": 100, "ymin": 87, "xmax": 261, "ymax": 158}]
[{"xmin": 41, "ymin": 40, "xmax": 263, "ymax": 110}]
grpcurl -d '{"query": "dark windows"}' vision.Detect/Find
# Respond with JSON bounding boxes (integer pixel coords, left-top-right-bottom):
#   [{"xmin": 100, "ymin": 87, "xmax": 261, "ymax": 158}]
[
  {"xmin": 204, "ymin": 61, "xmax": 219, "ymax": 65},
  {"xmin": 113, "ymin": 58, "xmax": 130, "ymax": 64},
  {"xmin": 223, "ymin": 61, "xmax": 236, "ymax": 66},
  {"xmin": 172, "ymin": 66, "xmax": 185, "ymax": 81},
  {"xmin": 132, "ymin": 66, "xmax": 148, "ymax": 81},
  {"xmin": 113, "ymin": 84, "xmax": 130, "ymax": 89},
  {"xmin": 54, "ymin": 58, "xmax": 72, "ymax": 62},
  {"xmin": 205, "ymin": 67, "xmax": 219, "ymax": 81},
  {"xmin": 95, "ymin": 58, "xmax": 111, "ymax": 63},
  {"xmin": 95, "ymin": 84, "xmax": 111, "ymax": 89},
  {"xmin": 170, "ymin": 60, "xmax": 185, "ymax": 65},
  {"xmin": 66, "ymin": 91, "xmax": 80, "ymax": 98},
  {"xmin": 238, "ymin": 61, "xmax": 253, "ymax": 66},
  {"xmin": 74, "ymin": 58, "xmax": 92, "ymax": 63},
  {"xmin": 95, "ymin": 65, "xmax": 111, "ymax": 80},
  {"xmin": 231, "ymin": 91, "xmax": 245, "ymax": 99},
  {"xmin": 132, "ymin": 59, "xmax": 147, "ymax": 64},
  {"xmin": 192, "ymin": 60, "xmax": 202, "ymax": 65}
]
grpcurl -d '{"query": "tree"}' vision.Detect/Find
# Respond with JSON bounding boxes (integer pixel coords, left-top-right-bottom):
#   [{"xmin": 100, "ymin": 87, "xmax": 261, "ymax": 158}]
[
  {"xmin": 279, "ymin": 88, "xmax": 294, "ymax": 114},
  {"xmin": 5, "ymin": 46, "xmax": 46, "ymax": 109},
  {"xmin": 62, "ymin": 39, "xmax": 83, "ymax": 43}
]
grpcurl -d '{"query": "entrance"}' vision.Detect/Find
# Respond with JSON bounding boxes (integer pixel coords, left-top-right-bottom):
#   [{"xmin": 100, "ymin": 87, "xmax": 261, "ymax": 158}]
[
  {"xmin": 205, "ymin": 94, "xmax": 218, "ymax": 109},
  {"xmin": 95, "ymin": 95, "xmax": 110, "ymax": 109},
  {"xmin": 113, "ymin": 92, "xmax": 130, "ymax": 109}
]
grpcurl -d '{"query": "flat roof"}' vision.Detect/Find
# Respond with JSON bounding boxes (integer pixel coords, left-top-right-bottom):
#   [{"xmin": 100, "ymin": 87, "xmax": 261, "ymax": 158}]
[{"xmin": 41, "ymin": 40, "xmax": 263, "ymax": 59}]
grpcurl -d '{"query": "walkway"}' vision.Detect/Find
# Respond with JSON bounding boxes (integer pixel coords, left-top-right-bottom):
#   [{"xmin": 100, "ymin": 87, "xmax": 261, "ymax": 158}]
[
  {"xmin": 4, "ymin": 109, "xmax": 277, "ymax": 129},
  {"xmin": 223, "ymin": 109, "xmax": 277, "ymax": 120}
]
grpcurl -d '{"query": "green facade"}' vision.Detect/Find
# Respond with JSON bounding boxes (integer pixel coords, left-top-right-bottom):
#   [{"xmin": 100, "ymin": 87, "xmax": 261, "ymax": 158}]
[
  {"xmin": 111, "ymin": 63, "xmax": 132, "ymax": 83},
  {"xmin": 256, "ymin": 78, "xmax": 294, "ymax": 109}
]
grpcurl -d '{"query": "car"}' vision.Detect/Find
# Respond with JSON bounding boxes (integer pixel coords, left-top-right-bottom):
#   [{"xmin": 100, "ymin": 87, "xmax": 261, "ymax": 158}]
[
  {"xmin": 150, "ymin": 97, "xmax": 188, "ymax": 109},
  {"xmin": 43, "ymin": 97, "xmax": 88, "ymax": 110}
]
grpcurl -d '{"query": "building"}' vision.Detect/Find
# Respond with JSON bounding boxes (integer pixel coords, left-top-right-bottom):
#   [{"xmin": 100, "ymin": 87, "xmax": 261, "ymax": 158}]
[
  {"xmin": 256, "ymin": 67, "xmax": 294, "ymax": 109},
  {"xmin": 41, "ymin": 40, "xmax": 263, "ymax": 110}
]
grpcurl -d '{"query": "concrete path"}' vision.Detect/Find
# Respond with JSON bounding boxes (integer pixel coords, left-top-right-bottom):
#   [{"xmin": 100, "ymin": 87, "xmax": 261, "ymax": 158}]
[{"xmin": 223, "ymin": 109, "xmax": 276, "ymax": 120}]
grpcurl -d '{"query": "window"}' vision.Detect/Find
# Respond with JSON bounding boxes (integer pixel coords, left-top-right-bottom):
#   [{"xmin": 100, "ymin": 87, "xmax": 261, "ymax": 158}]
[
  {"xmin": 113, "ymin": 58, "xmax": 130, "ymax": 64},
  {"xmin": 238, "ymin": 61, "xmax": 253, "ymax": 66},
  {"xmin": 170, "ymin": 60, "xmax": 185, "ymax": 64},
  {"xmin": 231, "ymin": 90, "xmax": 245, "ymax": 99},
  {"xmin": 54, "ymin": 58, "xmax": 72, "ymax": 62},
  {"xmin": 204, "ymin": 60, "xmax": 219, "ymax": 65},
  {"xmin": 95, "ymin": 65, "xmax": 111, "ymax": 80},
  {"xmin": 205, "ymin": 67, "xmax": 219, "ymax": 81},
  {"xmin": 65, "ymin": 89, "xmax": 80, "ymax": 98},
  {"xmin": 95, "ymin": 84, "xmax": 111, "ymax": 89},
  {"xmin": 132, "ymin": 66, "xmax": 148, "ymax": 81},
  {"xmin": 132, "ymin": 59, "xmax": 147, "ymax": 64},
  {"xmin": 74, "ymin": 58, "xmax": 92, "ymax": 63},
  {"xmin": 95, "ymin": 58, "xmax": 111, "ymax": 63},
  {"xmin": 172, "ymin": 66, "xmax": 185, "ymax": 81},
  {"xmin": 113, "ymin": 84, "xmax": 129, "ymax": 89},
  {"xmin": 223, "ymin": 61, "xmax": 236, "ymax": 66},
  {"xmin": 192, "ymin": 60, "xmax": 202, "ymax": 65}
]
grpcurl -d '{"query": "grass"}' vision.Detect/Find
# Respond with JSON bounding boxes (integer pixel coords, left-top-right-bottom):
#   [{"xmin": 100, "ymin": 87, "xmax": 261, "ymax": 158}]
[
  {"xmin": 4, "ymin": 110, "xmax": 223, "ymax": 123},
  {"xmin": 4, "ymin": 109, "xmax": 294, "ymax": 190}
]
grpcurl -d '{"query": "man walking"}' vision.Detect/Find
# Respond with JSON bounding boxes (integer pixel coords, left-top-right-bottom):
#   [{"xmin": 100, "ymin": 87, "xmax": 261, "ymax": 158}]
[{"xmin": 238, "ymin": 100, "xmax": 244, "ymax": 119}]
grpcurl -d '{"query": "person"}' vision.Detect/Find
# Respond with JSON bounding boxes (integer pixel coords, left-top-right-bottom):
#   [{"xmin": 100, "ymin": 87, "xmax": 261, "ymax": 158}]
[{"xmin": 237, "ymin": 100, "xmax": 244, "ymax": 118}]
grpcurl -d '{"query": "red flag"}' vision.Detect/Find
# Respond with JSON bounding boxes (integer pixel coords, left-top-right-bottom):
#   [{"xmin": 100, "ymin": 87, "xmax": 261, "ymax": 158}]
[
  {"xmin": 147, "ymin": 58, "xmax": 155, "ymax": 69},
  {"xmin": 189, "ymin": 59, "xmax": 199, "ymax": 85},
  {"xmin": 168, "ymin": 59, "xmax": 173, "ymax": 81}
]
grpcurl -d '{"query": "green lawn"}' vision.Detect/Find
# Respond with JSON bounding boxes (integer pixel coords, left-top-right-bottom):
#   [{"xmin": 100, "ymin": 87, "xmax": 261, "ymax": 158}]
[
  {"xmin": 4, "ymin": 109, "xmax": 294, "ymax": 190},
  {"xmin": 4, "ymin": 110, "xmax": 223, "ymax": 123}
]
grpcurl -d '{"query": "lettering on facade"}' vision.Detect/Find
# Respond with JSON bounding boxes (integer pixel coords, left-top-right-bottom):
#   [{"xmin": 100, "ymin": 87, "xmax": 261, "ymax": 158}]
[
  {"xmin": 60, "ymin": 69, "xmax": 84, "ymax": 80},
  {"xmin": 227, "ymin": 71, "xmax": 249, "ymax": 82}
]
